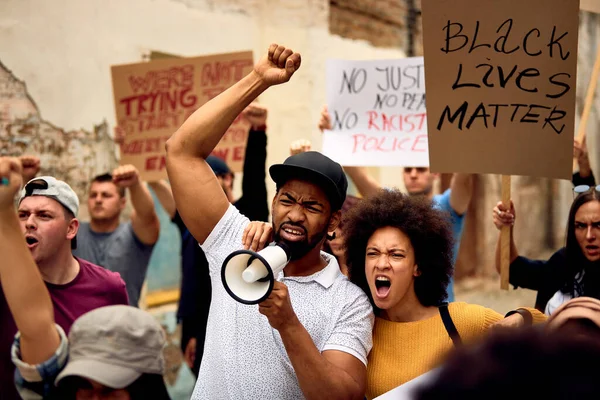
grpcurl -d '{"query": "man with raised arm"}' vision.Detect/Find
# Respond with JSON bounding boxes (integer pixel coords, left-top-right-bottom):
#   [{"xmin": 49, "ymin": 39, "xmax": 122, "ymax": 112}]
[
  {"xmin": 166, "ymin": 44, "xmax": 373, "ymax": 400},
  {"xmin": 0, "ymin": 158, "xmax": 128, "ymax": 399},
  {"xmin": 73, "ymin": 165, "xmax": 160, "ymax": 306}
]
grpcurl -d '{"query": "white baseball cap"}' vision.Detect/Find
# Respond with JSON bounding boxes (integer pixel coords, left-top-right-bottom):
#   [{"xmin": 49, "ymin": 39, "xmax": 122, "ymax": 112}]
[{"xmin": 18, "ymin": 176, "xmax": 79, "ymax": 216}]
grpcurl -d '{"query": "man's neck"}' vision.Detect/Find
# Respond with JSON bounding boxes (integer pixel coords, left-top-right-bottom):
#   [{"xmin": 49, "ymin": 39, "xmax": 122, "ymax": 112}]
[
  {"xmin": 38, "ymin": 248, "xmax": 80, "ymax": 285},
  {"xmin": 381, "ymin": 289, "xmax": 438, "ymax": 323},
  {"xmin": 89, "ymin": 217, "xmax": 120, "ymax": 233},
  {"xmin": 284, "ymin": 247, "xmax": 328, "ymax": 277}
]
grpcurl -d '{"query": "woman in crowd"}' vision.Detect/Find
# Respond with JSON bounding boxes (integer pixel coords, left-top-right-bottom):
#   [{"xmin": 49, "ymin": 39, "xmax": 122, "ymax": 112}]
[
  {"xmin": 343, "ymin": 189, "xmax": 546, "ymax": 399},
  {"xmin": 493, "ymin": 187, "xmax": 600, "ymax": 314}
]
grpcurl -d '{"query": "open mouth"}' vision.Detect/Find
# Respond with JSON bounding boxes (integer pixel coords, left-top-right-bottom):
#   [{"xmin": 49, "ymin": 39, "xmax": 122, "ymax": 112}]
[
  {"xmin": 586, "ymin": 245, "xmax": 599, "ymax": 254},
  {"xmin": 25, "ymin": 236, "xmax": 39, "ymax": 248},
  {"xmin": 374, "ymin": 276, "xmax": 391, "ymax": 298},
  {"xmin": 280, "ymin": 225, "xmax": 307, "ymax": 242}
]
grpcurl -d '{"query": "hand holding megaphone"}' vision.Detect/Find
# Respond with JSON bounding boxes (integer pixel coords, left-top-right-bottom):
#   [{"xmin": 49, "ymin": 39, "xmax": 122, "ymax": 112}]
[
  {"xmin": 221, "ymin": 242, "xmax": 291, "ymax": 304},
  {"xmin": 258, "ymin": 280, "xmax": 299, "ymax": 331}
]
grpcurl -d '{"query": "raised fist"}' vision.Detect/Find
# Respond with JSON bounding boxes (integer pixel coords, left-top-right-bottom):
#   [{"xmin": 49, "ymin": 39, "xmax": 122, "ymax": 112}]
[
  {"xmin": 0, "ymin": 157, "xmax": 23, "ymax": 210},
  {"xmin": 253, "ymin": 44, "xmax": 301, "ymax": 87},
  {"xmin": 290, "ymin": 139, "xmax": 312, "ymax": 156},
  {"xmin": 19, "ymin": 155, "xmax": 40, "ymax": 183},
  {"xmin": 242, "ymin": 103, "xmax": 268, "ymax": 130},
  {"xmin": 112, "ymin": 164, "xmax": 140, "ymax": 188}
]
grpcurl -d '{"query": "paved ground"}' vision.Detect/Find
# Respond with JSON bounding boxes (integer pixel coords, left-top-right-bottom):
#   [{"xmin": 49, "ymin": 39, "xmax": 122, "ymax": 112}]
[{"xmin": 455, "ymin": 277, "xmax": 537, "ymax": 314}]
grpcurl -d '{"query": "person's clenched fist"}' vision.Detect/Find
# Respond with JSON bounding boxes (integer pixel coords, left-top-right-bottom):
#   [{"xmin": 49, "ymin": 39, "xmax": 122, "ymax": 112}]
[
  {"xmin": 112, "ymin": 164, "xmax": 140, "ymax": 188},
  {"xmin": 0, "ymin": 157, "xmax": 23, "ymax": 210},
  {"xmin": 253, "ymin": 44, "xmax": 301, "ymax": 87}
]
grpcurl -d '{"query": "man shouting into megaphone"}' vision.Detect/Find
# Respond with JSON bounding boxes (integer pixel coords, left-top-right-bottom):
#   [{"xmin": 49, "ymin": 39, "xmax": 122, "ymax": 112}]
[{"xmin": 166, "ymin": 44, "xmax": 373, "ymax": 399}]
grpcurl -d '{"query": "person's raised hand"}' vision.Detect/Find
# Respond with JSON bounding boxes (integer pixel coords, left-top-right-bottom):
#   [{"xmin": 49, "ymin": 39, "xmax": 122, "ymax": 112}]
[
  {"xmin": 242, "ymin": 221, "xmax": 273, "ymax": 252},
  {"xmin": 318, "ymin": 105, "xmax": 332, "ymax": 132},
  {"xmin": 0, "ymin": 157, "xmax": 23, "ymax": 210},
  {"xmin": 289, "ymin": 139, "xmax": 312, "ymax": 156},
  {"xmin": 242, "ymin": 103, "xmax": 268, "ymax": 130},
  {"xmin": 492, "ymin": 200, "xmax": 515, "ymax": 230},
  {"xmin": 18, "ymin": 155, "xmax": 40, "ymax": 183},
  {"xmin": 112, "ymin": 164, "xmax": 140, "ymax": 188},
  {"xmin": 254, "ymin": 44, "xmax": 301, "ymax": 87}
]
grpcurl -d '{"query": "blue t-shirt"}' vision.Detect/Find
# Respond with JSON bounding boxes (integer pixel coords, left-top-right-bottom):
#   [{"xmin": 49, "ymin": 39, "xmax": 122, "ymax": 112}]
[{"xmin": 433, "ymin": 189, "xmax": 465, "ymax": 302}]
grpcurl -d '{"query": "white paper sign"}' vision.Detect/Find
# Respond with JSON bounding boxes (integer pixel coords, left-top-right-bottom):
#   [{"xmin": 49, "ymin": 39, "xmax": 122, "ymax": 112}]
[
  {"xmin": 374, "ymin": 368, "xmax": 441, "ymax": 400},
  {"xmin": 323, "ymin": 57, "xmax": 429, "ymax": 167}
]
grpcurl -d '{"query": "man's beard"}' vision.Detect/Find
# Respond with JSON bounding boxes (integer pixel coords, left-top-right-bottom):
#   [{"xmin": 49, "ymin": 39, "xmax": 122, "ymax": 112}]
[{"xmin": 273, "ymin": 221, "xmax": 328, "ymax": 261}]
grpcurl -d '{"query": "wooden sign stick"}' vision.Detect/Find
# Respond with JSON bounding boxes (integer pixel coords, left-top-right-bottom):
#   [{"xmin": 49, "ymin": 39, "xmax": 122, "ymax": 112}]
[
  {"xmin": 573, "ymin": 42, "xmax": 600, "ymax": 169},
  {"xmin": 500, "ymin": 175, "xmax": 511, "ymax": 290}
]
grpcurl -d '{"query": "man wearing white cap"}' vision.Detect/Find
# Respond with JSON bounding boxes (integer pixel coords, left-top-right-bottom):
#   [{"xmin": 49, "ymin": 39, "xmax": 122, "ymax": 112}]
[{"xmin": 0, "ymin": 167, "xmax": 129, "ymax": 400}]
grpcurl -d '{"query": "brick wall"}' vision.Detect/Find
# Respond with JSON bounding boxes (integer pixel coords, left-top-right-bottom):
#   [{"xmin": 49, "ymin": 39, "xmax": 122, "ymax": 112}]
[{"xmin": 329, "ymin": 0, "xmax": 423, "ymax": 54}]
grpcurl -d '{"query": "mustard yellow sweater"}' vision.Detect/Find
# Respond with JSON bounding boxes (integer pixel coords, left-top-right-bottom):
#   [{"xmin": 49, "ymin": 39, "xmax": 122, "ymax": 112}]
[{"xmin": 366, "ymin": 302, "xmax": 546, "ymax": 399}]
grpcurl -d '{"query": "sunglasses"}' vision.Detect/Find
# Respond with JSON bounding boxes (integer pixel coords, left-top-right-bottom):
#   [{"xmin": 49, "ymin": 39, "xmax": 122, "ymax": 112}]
[{"xmin": 573, "ymin": 185, "xmax": 600, "ymax": 197}]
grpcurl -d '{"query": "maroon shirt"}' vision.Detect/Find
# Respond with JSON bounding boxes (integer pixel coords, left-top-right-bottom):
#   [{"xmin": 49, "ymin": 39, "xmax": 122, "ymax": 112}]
[{"xmin": 0, "ymin": 257, "xmax": 128, "ymax": 399}]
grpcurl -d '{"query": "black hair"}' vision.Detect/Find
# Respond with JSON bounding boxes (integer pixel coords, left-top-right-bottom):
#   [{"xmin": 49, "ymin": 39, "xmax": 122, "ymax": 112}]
[
  {"xmin": 416, "ymin": 328, "xmax": 600, "ymax": 399},
  {"xmin": 57, "ymin": 373, "xmax": 171, "ymax": 400},
  {"xmin": 91, "ymin": 173, "xmax": 125, "ymax": 197},
  {"xmin": 343, "ymin": 189, "xmax": 453, "ymax": 311}
]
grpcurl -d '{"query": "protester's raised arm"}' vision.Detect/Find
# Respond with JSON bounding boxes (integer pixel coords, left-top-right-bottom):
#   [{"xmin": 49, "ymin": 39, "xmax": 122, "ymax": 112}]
[
  {"xmin": 449, "ymin": 173, "xmax": 473, "ymax": 216},
  {"xmin": 0, "ymin": 157, "xmax": 60, "ymax": 365},
  {"xmin": 166, "ymin": 44, "xmax": 301, "ymax": 244},
  {"xmin": 148, "ymin": 180, "xmax": 176, "ymax": 219},
  {"xmin": 113, "ymin": 165, "xmax": 160, "ymax": 245}
]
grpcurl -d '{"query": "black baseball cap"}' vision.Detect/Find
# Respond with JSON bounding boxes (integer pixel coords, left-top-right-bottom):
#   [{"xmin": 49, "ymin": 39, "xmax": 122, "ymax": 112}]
[
  {"xmin": 269, "ymin": 151, "xmax": 347, "ymax": 211},
  {"xmin": 207, "ymin": 155, "xmax": 232, "ymax": 176}
]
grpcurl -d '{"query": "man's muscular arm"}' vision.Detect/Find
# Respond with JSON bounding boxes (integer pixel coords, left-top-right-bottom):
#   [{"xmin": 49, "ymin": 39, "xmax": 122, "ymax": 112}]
[{"xmin": 166, "ymin": 44, "xmax": 301, "ymax": 244}]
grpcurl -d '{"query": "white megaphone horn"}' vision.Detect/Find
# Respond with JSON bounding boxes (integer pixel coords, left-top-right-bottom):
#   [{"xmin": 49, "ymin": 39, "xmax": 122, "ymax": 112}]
[{"xmin": 221, "ymin": 242, "xmax": 291, "ymax": 304}]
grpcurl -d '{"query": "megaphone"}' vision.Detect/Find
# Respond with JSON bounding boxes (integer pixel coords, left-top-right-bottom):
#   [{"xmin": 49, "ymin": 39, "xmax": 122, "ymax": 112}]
[{"xmin": 221, "ymin": 243, "xmax": 291, "ymax": 304}]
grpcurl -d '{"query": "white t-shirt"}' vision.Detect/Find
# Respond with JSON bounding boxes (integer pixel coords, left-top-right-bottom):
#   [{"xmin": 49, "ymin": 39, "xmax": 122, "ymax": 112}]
[{"xmin": 192, "ymin": 205, "xmax": 374, "ymax": 400}]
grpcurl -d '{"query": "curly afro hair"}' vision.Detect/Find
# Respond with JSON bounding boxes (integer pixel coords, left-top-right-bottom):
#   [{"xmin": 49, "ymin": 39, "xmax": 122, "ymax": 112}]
[{"xmin": 343, "ymin": 189, "xmax": 454, "ymax": 312}]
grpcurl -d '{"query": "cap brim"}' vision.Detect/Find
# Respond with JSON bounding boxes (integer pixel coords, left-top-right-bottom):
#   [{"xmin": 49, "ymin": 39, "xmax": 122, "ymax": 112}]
[
  {"xmin": 55, "ymin": 358, "xmax": 141, "ymax": 389},
  {"xmin": 269, "ymin": 164, "xmax": 341, "ymax": 208}
]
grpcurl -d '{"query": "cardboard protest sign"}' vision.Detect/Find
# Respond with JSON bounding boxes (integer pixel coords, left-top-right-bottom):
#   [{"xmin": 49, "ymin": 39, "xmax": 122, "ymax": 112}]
[
  {"xmin": 111, "ymin": 51, "xmax": 253, "ymax": 181},
  {"xmin": 581, "ymin": 0, "xmax": 600, "ymax": 13},
  {"xmin": 422, "ymin": 0, "xmax": 579, "ymax": 180},
  {"xmin": 322, "ymin": 57, "xmax": 428, "ymax": 167}
]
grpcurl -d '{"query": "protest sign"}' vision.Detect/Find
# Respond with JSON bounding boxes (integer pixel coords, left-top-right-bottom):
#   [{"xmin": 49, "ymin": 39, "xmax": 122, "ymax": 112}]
[
  {"xmin": 581, "ymin": 0, "xmax": 600, "ymax": 13},
  {"xmin": 111, "ymin": 51, "xmax": 253, "ymax": 181},
  {"xmin": 322, "ymin": 57, "xmax": 428, "ymax": 167},
  {"xmin": 421, "ymin": 0, "xmax": 579, "ymax": 180}
]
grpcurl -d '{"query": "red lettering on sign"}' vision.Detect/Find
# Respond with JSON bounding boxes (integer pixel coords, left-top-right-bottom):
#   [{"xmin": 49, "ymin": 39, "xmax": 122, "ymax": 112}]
[
  {"xmin": 145, "ymin": 155, "xmax": 167, "ymax": 171},
  {"xmin": 233, "ymin": 146, "xmax": 244, "ymax": 161},
  {"xmin": 365, "ymin": 111, "xmax": 427, "ymax": 133},
  {"xmin": 351, "ymin": 134, "xmax": 429, "ymax": 153}
]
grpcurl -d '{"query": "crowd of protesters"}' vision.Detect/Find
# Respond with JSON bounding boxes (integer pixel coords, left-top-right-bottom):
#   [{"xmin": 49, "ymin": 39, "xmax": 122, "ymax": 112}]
[{"xmin": 1, "ymin": 43, "xmax": 599, "ymax": 400}]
